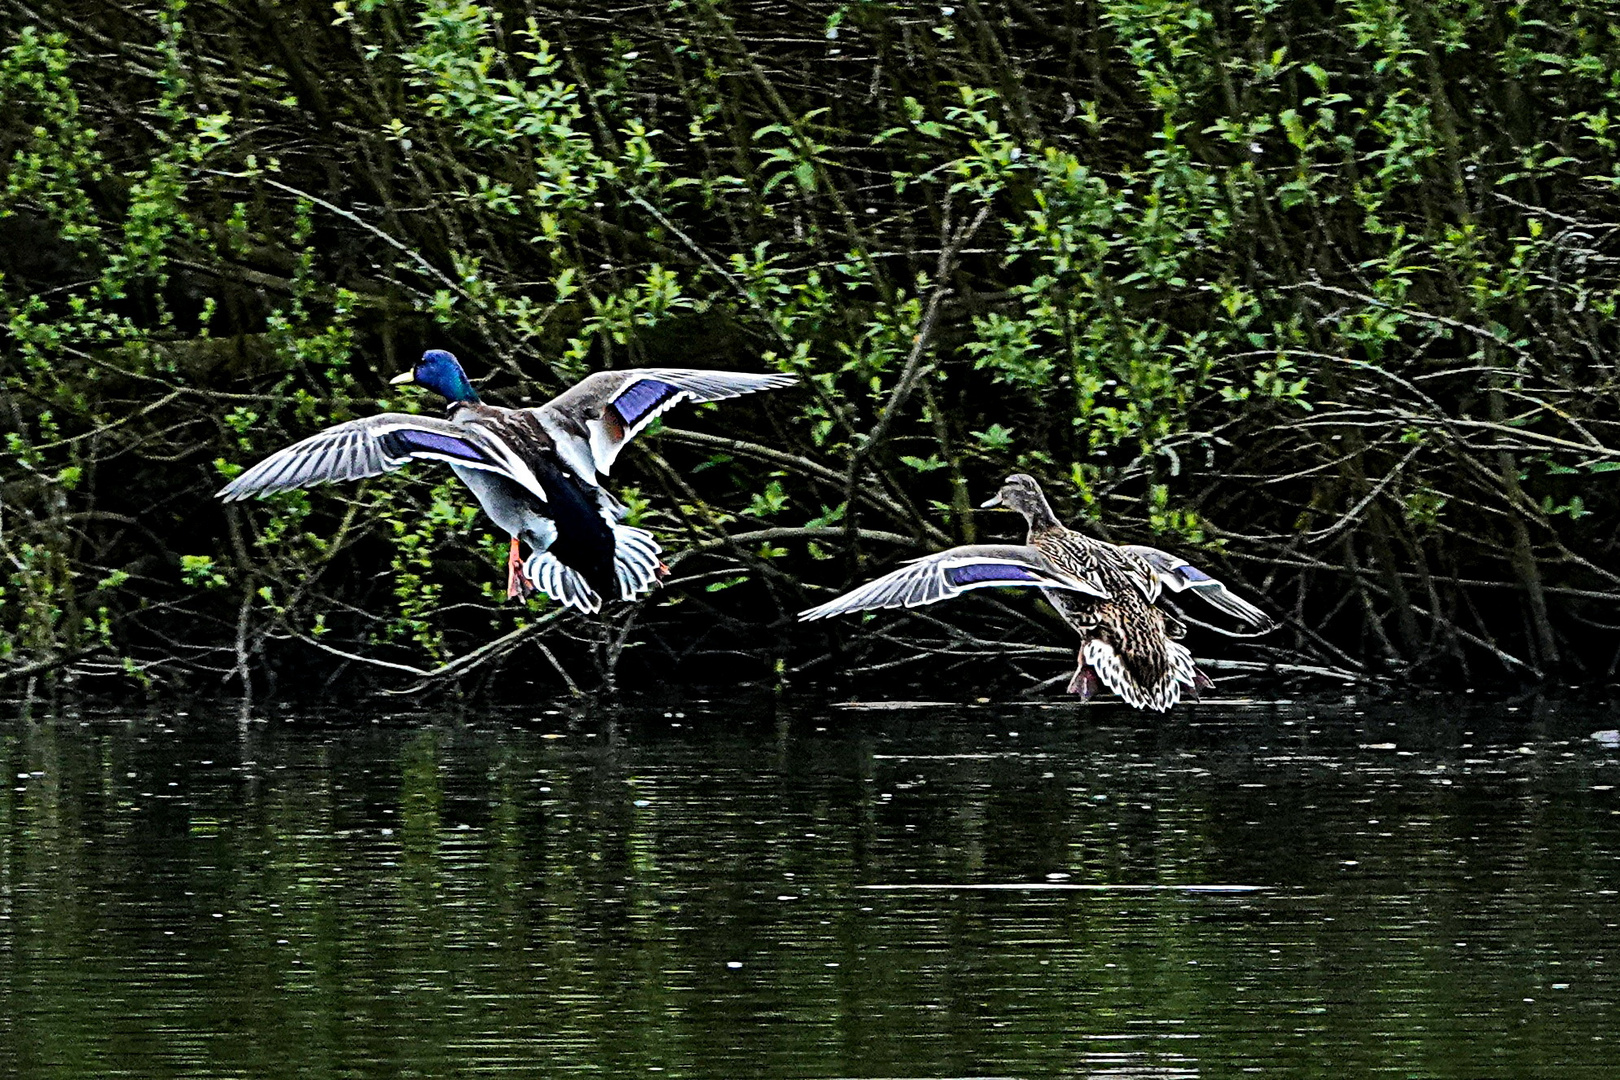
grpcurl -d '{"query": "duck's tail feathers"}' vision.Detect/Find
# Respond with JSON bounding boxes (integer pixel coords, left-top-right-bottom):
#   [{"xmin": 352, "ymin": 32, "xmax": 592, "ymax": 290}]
[
  {"xmin": 1167, "ymin": 639, "xmax": 1200, "ymax": 691},
  {"xmin": 611, "ymin": 523, "xmax": 664, "ymax": 602},
  {"xmin": 521, "ymin": 526, "xmax": 662, "ymax": 612},
  {"xmin": 524, "ymin": 552, "xmax": 603, "ymax": 614},
  {"xmin": 1082, "ymin": 637, "xmax": 1200, "ymax": 713}
]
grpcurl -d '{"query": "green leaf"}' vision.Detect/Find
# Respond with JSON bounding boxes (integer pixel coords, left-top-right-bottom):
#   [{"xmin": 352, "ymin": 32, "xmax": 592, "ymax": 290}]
[{"xmin": 972, "ymin": 423, "xmax": 1015, "ymax": 450}]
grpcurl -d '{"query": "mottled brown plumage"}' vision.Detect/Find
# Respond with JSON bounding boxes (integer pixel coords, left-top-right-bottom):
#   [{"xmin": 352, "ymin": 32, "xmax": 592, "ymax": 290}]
[{"xmin": 981, "ymin": 474, "xmax": 1262, "ymax": 711}]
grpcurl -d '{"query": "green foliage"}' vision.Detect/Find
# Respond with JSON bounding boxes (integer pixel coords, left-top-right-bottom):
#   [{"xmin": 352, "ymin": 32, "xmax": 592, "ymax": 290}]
[
  {"xmin": 6, "ymin": 0, "xmax": 1620, "ymax": 691},
  {"xmin": 180, "ymin": 555, "xmax": 228, "ymax": 590}
]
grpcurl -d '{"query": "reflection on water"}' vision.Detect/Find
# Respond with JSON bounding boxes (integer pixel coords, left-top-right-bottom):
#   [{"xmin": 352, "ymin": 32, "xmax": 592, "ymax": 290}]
[{"xmin": 1, "ymin": 696, "xmax": 1618, "ymax": 1077}]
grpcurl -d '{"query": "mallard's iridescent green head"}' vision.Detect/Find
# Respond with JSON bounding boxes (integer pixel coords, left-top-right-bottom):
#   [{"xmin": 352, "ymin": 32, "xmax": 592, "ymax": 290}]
[
  {"xmin": 391, "ymin": 349, "xmax": 480, "ymax": 404},
  {"xmin": 980, "ymin": 473, "xmax": 1061, "ymax": 530}
]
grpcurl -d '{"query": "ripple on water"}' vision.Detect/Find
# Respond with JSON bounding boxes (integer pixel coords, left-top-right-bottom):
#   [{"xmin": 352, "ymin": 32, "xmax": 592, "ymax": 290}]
[{"xmin": 0, "ymin": 698, "xmax": 1616, "ymax": 1077}]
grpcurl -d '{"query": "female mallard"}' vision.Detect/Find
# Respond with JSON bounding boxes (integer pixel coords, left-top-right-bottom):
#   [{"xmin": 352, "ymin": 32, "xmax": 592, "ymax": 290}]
[
  {"xmin": 799, "ymin": 473, "xmax": 1274, "ymax": 711},
  {"xmin": 219, "ymin": 349, "xmax": 794, "ymax": 613}
]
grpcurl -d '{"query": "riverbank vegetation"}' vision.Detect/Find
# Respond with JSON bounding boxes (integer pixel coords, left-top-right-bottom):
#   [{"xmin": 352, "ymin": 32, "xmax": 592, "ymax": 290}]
[{"xmin": 6, "ymin": 0, "xmax": 1620, "ymax": 699}]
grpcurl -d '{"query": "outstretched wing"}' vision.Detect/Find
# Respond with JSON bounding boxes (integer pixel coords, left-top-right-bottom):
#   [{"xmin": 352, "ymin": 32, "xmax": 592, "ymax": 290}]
[
  {"xmin": 799, "ymin": 544, "xmax": 1110, "ymax": 621},
  {"xmin": 535, "ymin": 368, "xmax": 796, "ymax": 479},
  {"xmin": 217, "ymin": 414, "xmax": 512, "ymax": 501},
  {"xmin": 1118, "ymin": 544, "xmax": 1275, "ymax": 630}
]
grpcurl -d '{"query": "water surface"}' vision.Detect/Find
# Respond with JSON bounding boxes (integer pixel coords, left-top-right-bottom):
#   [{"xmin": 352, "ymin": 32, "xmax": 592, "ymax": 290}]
[{"xmin": 1, "ymin": 695, "xmax": 1617, "ymax": 1077}]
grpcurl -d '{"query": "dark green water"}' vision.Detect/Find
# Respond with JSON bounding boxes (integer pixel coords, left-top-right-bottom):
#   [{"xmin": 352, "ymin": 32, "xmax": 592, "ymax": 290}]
[{"xmin": 2, "ymin": 695, "xmax": 1618, "ymax": 1077}]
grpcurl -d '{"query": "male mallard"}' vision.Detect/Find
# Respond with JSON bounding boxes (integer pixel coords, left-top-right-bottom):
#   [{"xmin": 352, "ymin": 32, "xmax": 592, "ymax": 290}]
[
  {"xmin": 219, "ymin": 349, "xmax": 794, "ymax": 613},
  {"xmin": 799, "ymin": 473, "xmax": 1274, "ymax": 711}
]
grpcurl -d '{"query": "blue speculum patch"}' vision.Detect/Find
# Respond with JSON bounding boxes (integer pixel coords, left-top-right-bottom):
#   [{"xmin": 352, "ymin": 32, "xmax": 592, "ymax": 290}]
[
  {"xmin": 1178, "ymin": 565, "xmax": 1214, "ymax": 582},
  {"xmin": 946, "ymin": 562, "xmax": 1041, "ymax": 587},
  {"xmin": 614, "ymin": 379, "xmax": 680, "ymax": 426},
  {"xmin": 396, "ymin": 428, "xmax": 485, "ymax": 462}
]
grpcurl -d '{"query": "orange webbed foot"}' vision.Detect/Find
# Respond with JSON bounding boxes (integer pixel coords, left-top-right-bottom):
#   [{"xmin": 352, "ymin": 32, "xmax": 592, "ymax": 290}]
[
  {"xmin": 1066, "ymin": 659, "xmax": 1101, "ymax": 700},
  {"xmin": 505, "ymin": 538, "xmax": 536, "ymax": 599}
]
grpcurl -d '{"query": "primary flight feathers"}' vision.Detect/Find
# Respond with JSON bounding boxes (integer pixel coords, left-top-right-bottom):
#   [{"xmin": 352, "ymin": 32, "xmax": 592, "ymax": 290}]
[
  {"xmin": 798, "ymin": 545, "xmax": 1108, "ymax": 621},
  {"xmin": 1117, "ymin": 544, "xmax": 1275, "ymax": 632},
  {"xmin": 217, "ymin": 414, "xmax": 542, "ymax": 501},
  {"xmin": 538, "ymin": 367, "xmax": 796, "ymax": 481}
]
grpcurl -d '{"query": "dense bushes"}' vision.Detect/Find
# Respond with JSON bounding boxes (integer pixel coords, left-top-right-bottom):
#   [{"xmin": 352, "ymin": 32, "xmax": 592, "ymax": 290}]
[{"xmin": 5, "ymin": 0, "xmax": 1620, "ymax": 698}]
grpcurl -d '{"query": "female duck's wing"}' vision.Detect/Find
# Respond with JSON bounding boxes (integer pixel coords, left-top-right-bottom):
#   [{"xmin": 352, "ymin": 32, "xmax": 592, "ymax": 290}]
[
  {"xmin": 533, "ymin": 368, "xmax": 796, "ymax": 480},
  {"xmin": 1117, "ymin": 544, "xmax": 1275, "ymax": 631},
  {"xmin": 799, "ymin": 545, "xmax": 1110, "ymax": 621},
  {"xmin": 217, "ymin": 413, "xmax": 523, "ymax": 501}
]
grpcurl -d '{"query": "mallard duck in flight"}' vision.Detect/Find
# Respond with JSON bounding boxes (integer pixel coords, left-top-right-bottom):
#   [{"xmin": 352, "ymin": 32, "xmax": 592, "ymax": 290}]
[
  {"xmin": 800, "ymin": 473, "xmax": 1274, "ymax": 711},
  {"xmin": 219, "ymin": 349, "xmax": 794, "ymax": 613}
]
